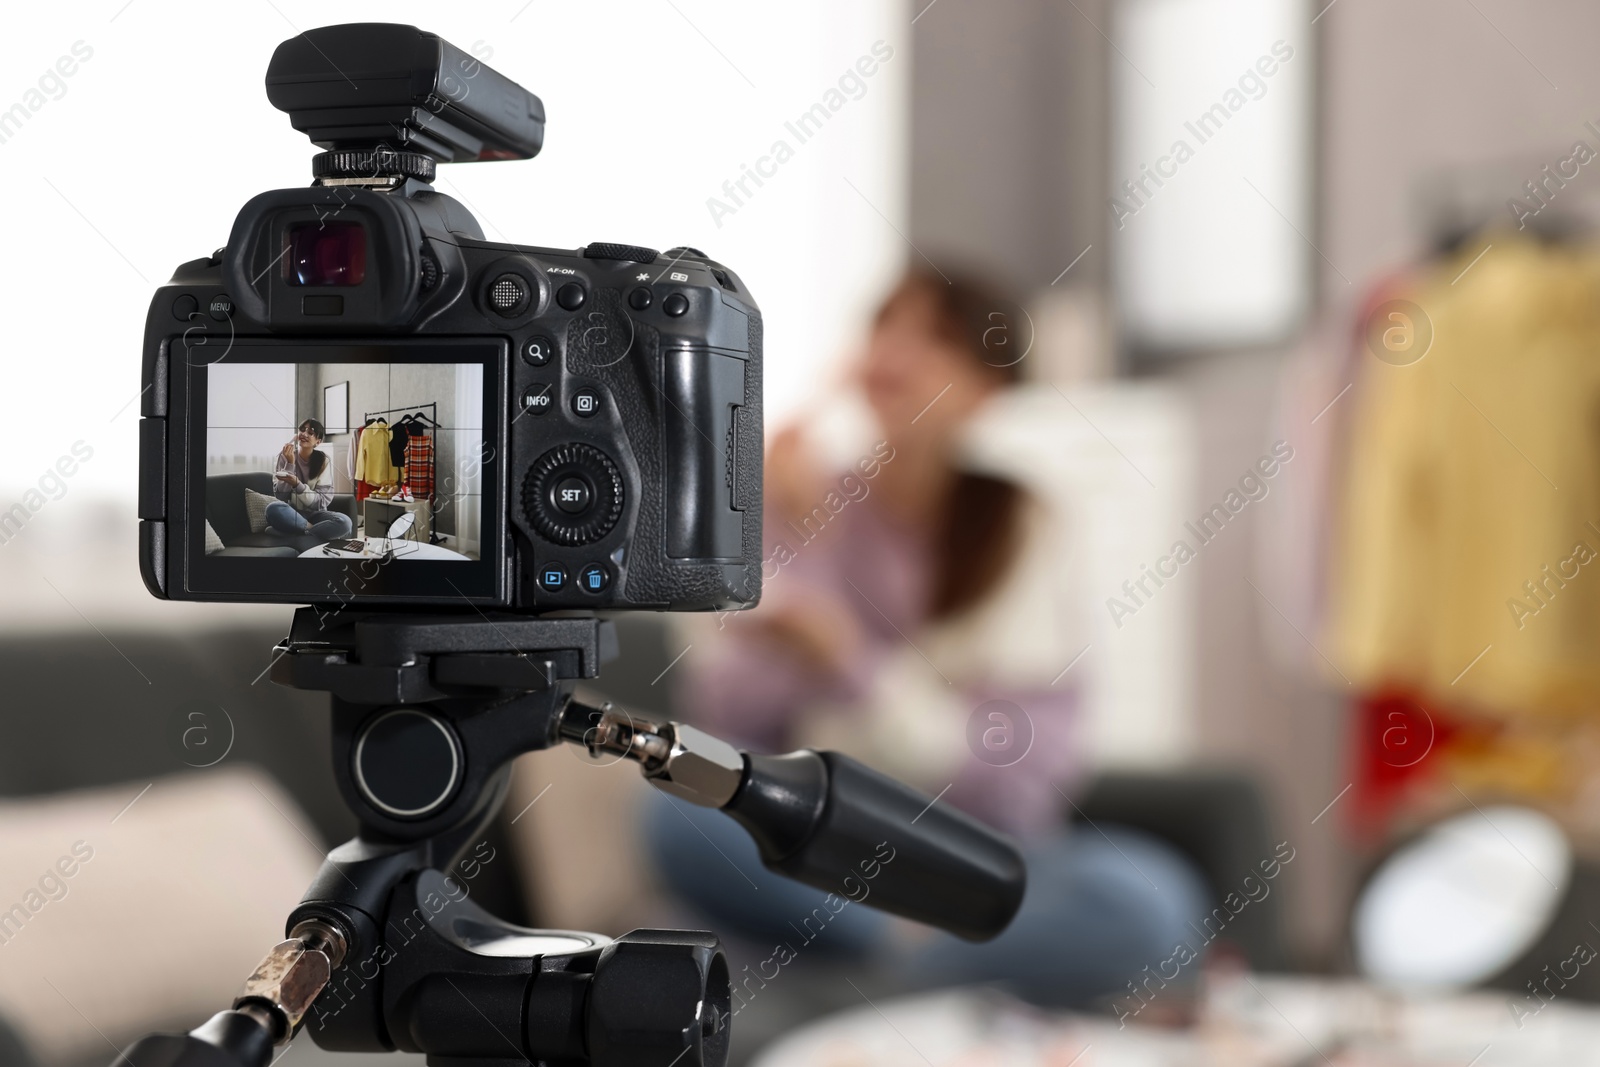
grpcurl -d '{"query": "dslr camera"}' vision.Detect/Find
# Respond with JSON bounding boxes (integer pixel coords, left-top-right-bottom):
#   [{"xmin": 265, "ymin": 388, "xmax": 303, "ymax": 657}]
[{"xmin": 138, "ymin": 23, "xmax": 763, "ymax": 612}]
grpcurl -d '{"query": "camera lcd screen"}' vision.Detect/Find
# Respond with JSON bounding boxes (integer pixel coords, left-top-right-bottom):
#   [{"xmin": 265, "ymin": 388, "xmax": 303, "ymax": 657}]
[{"xmin": 183, "ymin": 340, "xmax": 504, "ymax": 604}]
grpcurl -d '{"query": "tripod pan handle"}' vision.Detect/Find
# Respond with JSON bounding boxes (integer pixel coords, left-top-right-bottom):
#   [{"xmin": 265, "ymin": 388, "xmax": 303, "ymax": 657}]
[
  {"xmin": 108, "ymin": 1011, "xmax": 272, "ymax": 1067},
  {"xmin": 723, "ymin": 750, "xmax": 1026, "ymax": 942}
]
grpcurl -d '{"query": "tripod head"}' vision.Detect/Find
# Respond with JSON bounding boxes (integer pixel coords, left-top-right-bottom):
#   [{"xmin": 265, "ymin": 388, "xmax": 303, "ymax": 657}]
[{"xmin": 111, "ymin": 612, "xmax": 1026, "ymax": 1067}]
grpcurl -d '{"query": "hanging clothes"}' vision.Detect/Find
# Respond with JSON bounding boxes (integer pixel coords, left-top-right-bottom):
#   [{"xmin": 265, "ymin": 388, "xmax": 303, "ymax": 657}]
[
  {"xmin": 1328, "ymin": 233, "xmax": 1600, "ymax": 815},
  {"xmin": 356, "ymin": 421, "xmax": 396, "ymax": 487},
  {"xmin": 404, "ymin": 428, "xmax": 435, "ymax": 500},
  {"xmin": 351, "ymin": 424, "xmax": 374, "ymax": 502},
  {"xmin": 389, "ymin": 421, "xmax": 413, "ymax": 470}
]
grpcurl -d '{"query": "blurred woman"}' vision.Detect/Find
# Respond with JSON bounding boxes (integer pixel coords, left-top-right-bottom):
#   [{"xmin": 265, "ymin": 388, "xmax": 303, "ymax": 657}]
[{"xmin": 646, "ymin": 266, "xmax": 1207, "ymax": 1007}]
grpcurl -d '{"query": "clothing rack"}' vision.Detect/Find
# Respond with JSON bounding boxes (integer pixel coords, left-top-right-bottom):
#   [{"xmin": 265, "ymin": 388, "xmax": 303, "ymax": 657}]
[
  {"xmin": 364, "ymin": 402, "xmax": 438, "ymax": 425},
  {"xmin": 359, "ymin": 403, "xmax": 441, "ymax": 544}
]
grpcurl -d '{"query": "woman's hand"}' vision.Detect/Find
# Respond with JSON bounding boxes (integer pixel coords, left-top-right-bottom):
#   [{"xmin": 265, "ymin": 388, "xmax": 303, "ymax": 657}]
[
  {"xmin": 280, "ymin": 441, "xmax": 295, "ymax": 462},
  {"xmin": 765, "ymin": 426, "xmax": 830, "ymax": 525},
  {"xmin": 748, "ymin": 591, "xmax": 864, "ymax": 677}
]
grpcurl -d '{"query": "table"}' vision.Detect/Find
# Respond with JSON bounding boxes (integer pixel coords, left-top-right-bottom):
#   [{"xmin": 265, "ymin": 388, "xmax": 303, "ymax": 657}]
[
  {"xmin": 363, "ymin": 496, "xmax": 433, "ymax": 542},
  {"xmin": 297, "ymin": 538, "xmax": 471, "ymax": 561},
  {"xmin": 753, "ymin": 975, "xmax": 1600, "ymax": 1066}
]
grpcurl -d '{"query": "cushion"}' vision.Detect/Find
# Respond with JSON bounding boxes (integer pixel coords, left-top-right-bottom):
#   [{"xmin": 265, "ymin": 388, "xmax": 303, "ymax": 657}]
[
  {"xmin": 203, "ymin": 521, "xmax": 225, "ymax": 555},
  {"xmin": 243, "ymin": 489, "xmax": 275, "ymax": 534}
]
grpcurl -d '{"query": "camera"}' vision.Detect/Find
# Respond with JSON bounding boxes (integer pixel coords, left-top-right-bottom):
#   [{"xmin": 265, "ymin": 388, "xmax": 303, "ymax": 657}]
[{"xmin": 137, "ymin": 23, "xmax": 763, "ymax": 612}]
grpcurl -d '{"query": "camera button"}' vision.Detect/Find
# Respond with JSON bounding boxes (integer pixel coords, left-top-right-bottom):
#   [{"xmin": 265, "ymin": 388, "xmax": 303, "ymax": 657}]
[
  {"xmin": 522, "ymin": 335, "xmax": 555, "ymax": 366},
  {"xmin": 171, "ymin": 294, "xmax": 199, "ymax": 321},
  {"xmin": 553, "ymin": 476, "xmax": 592, "ymax": 515},
  {"xmin": 489, "ymin": 273, "xmax": 532, "ymax": 315},
  {"xmin": 556, "ymin": 282, "xmax": 587, "ymax": 311},
  {"xmin": 571, "ymin": 389, "xmax": 601, "ymax": 418},
  {"xmin": 521, "ymin": 384, "xmax": 554, "ymax": 415},
  {"xmin": 628, "ymin": 286, "xmax": 652, "ymax": 311},
  {"xmin": 208, "ymin": 294, "xmax": 234, "ymax": 321},
  {"xmin": 538, "ymin": 563, "xmax": 568, "ymax": 591},
  {"xmin": 578, "ymin": 564, "xmax": 611, "ymax": 594},
  {"xmin": 662, "ymin": 292, "xmax": 689, "ymax": 317}
]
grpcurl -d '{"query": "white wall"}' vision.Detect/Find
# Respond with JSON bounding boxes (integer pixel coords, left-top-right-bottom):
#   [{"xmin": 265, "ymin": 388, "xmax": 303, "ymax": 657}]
[
  {"xmin": 205, "ymin": 363, "xmax": 296, "ymax": 477},
  {"xmin": 0, "ymin": 1, "xmax": 908, "ymax": 500},
  {"xmin": 1111, "ymin": 0, "xmax": 1313, "ymax": 348},
  {"xmin": 0, "ymin": 1, "xmax": 908, "ymax": 623}
]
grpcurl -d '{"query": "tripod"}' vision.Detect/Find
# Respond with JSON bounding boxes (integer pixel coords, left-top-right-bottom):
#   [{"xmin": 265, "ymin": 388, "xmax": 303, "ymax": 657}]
[{"xmin": 112, "ymin": 610, "xmax": 1026, "ymax": 1067}]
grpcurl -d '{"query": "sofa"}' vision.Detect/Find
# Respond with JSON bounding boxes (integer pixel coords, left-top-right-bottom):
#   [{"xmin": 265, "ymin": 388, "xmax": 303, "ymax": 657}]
[{"xmin": 204, "ymin": 471, "xmax": 357, "ymax": 556}]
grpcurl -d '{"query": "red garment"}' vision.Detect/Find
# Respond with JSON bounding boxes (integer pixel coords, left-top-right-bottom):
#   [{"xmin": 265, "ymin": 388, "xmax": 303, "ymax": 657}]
[
  {"xmin": 1348, "ymin": 688, "xmax": 1459, "ymax": 838},
  {"xmin": 404, "ymin": 432, "xmax": 434, "ymax": 497}
]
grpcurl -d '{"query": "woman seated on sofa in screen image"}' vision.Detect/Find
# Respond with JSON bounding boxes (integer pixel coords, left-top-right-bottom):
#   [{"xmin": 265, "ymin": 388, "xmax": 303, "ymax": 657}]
[
  {"xmin": 647, "ymin": 266, "xmax": 1207, "ymax": 1009},
  {"xmin": 266, "ymin": 418, "xmax": 352, "ymax": 542}
]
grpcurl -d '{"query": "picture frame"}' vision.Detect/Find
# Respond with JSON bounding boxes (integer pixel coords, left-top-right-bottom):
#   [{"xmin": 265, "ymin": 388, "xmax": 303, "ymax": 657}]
[{"xmin": 323, "ymin": 380, "xmax": 349, "ymax": 435}]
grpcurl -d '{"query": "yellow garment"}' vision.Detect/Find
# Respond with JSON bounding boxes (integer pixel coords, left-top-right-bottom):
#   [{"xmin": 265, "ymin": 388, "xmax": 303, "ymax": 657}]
[
  {"xmin": 1331, "ymin": 235, "xmax": 1600, "ymax": 728},
  {"xmin": 356, "ymin": 423, "xmax": 396, "ymax": 485}
]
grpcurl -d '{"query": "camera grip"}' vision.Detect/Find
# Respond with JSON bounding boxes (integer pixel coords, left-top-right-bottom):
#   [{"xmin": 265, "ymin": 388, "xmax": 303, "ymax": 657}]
[{"xmin": 723, "ymin": 751, "xmax": 1026, "ymax": 942}]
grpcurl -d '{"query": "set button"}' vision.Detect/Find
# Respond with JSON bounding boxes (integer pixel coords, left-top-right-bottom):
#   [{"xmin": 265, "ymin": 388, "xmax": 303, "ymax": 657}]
[{"xmin": 552, "ymin": 476, "xmax": 592, "ymax": 515}]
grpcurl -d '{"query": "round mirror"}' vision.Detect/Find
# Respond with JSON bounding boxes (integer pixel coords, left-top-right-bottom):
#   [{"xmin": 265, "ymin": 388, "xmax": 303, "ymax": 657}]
[{"xmin": 1353, "ymin": 804, "xmax": 1572, "ymax": 991}]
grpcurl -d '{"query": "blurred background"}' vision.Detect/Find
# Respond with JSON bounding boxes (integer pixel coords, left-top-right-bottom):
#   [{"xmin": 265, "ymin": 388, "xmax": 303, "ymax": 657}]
[{"xmin": 6, "ymin": 0, "xmax": 1600, "ymax": 1064}]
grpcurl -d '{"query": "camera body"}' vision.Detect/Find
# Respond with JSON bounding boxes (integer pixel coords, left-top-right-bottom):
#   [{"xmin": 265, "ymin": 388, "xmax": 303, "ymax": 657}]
[{"xmin": 137, "ymin": 24, "xmax": 762, "ymax": 612}]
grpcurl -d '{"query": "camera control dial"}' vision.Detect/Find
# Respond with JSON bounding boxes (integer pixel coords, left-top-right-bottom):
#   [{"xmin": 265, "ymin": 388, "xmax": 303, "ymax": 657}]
[{"xmin": 522, "ymin": 443, "xmax": 623, "ymax": 546}]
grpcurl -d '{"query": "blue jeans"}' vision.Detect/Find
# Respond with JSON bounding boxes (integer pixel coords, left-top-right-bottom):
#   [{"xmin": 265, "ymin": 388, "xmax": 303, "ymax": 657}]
[
  {"xmin": 643, "ymin": 789, "xmax": 1209, "ymax": 1007},
  {"xmin": 265, "ymin": 501, "xmax": 352, "ymax": 542}
]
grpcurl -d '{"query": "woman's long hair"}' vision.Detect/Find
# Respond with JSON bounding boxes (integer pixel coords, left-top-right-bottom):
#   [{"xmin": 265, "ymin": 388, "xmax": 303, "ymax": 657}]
[
  {"xmin": 299, "ymin": 419, "xmax": 329, "ymax": 482},
  {"xmin": 873, "ymin": 266, "xmax": 1027, "ymax": 621}
]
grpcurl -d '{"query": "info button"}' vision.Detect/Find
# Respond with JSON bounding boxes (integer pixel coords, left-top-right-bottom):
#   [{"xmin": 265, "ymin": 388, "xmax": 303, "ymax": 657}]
[{"xmin": 521, "ymin": 384, "xmax": 553, "ymax": 416}]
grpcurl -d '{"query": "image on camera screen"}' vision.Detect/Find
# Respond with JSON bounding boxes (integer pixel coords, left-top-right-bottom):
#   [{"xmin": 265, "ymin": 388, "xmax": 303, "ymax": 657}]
[{"xmin": 203, "ymin": 360, "xmax": 485, "ymax": 563}]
